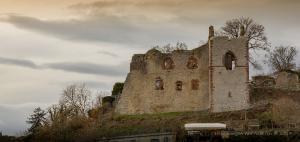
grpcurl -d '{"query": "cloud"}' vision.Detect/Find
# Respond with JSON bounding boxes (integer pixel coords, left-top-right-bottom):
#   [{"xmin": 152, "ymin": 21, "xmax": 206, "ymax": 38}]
[
  {"xmin": 0, "ymin": 56, "xmax": 128, "ymax": 76},
  {"xmin": 2, "ymin": 0, "xmax": 300, "ymax": 48},
  {"xmin": 53, "ymin": 80, "xmax": 112, "ymax": 91},
  {"xmin": 2, "ymin": 14, "xmax": 199, "ymax": 46},
  {"xmin": 85, "ymin": 81, "xmax": 111, "ymax": 90},
  {"xmin": 44, "ymin": 62, "xmax": 127, "ymax": 76},
  {"xmin": 0, "ymin": 119, "xmax": 4, "ymax": 126},
  {"xmin": 97, "ymin": 50, "xmax": 119, "ymax": 57},
  {"xmin": 0, "ymin": 56, "xmax": 38, "ymax": 69},
  {"xmin": 1, "ymin": 0, "xmax": 216, "ymax": 47},
  {"xmin": 0, "ymin": 103, "xmax": 51, "ymax": 109}
]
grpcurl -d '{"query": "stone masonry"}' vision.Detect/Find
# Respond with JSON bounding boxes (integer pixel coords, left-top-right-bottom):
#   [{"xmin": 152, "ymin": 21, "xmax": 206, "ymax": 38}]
[{"xmin": 115, "ymin": 26, "xmax": 250, "ymax": 114}]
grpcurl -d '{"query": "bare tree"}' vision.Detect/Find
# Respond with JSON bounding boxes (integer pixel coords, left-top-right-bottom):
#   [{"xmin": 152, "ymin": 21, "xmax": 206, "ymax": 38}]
[
  {"xmin": 220, "ymin": 17, "xmax": 270, "ymax": 69},
  {"xmin": 93, "ymin": 91, "xmax": 110, "ymax": 108},
  {"xmin": 175, "ymin": 42, "xmax": 188, "ymax": 50},
  {"xmin": 60, "ymin": 84, "xmax": 92, "ymax": 116},
  {"xmin": 266, "ymin": 46, "xmax": 297, "ymax": 72},
  {"xmin": 94, "ymin": 94, "xmax": 103, "ymax": 108},
  {"xmin": 155, "ymin": 42, "xmax": 187, "ymax": 53},
  {"xmin": 221, "ymin": 17, "xmax": 269, "ymax": 50},
  {"xmin": 48, "ymin": 105, "xmax": 59, "ymax": 122},
  {"xmin": 48, "ymin": 104, "xmax": 69, "ymax": 123}
]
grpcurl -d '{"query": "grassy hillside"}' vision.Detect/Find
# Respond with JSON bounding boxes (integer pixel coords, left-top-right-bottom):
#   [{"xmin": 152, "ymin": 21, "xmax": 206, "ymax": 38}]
[
  {"xmin": 25, "ymin": 88, "xmax": 300, "ymax": 142},
  {"xmin": 91, "ymin": 88, "xmax": 300, "ymax": 139}
]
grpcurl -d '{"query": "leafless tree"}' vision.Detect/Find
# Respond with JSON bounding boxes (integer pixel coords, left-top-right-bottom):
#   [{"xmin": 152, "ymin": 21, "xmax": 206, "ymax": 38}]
[
  {"xmin": 266, "ymin": 46, "xmax": 297, "ymax": 72},
  {"xmin": 175, "ymin": 42, "xmax": 188, "ymax": 50},
  {"xmin": 93, "ymin": 91, "xmax": 110, "ymax": 108},
  {"xmin": 59, "ymin": 84, "xmax": 92, "ymax": 116},
  {"xmin": 220, "ymin": 17, "xmax": 270, "ymax": 69},
  {"xmin": 48, "ymin": 105, "xmax": 59, "ymax": 122},
  {"xmin": 48, "ymin": 104, "xmax": 69, "ymax": 123},
  {"xmin": 155, "ymin": 42, "xmax": 187, "ymax": 53}
]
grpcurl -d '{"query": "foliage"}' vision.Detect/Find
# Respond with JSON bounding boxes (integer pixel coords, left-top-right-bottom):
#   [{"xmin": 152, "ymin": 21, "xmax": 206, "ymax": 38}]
[
  {"xmin": 266, "ymin": 45, "xmax": 297, "ymax": 72},
  {"xmin": 23, "ymin": 84, "xmax": 96, "ymax": 141},
  {"xmin": 111, "ymin": 82, "xmax": 124, "ymax": 97},
  {"xmin": 48, "ymin": 104, "xmax": 69, "ymax": 125},
  {"xmin": 87, "ymin": 108, "xmax": 99, "ymax": 119},
  {"xmin": 32, "ymin": 116, "xmax": 91, "ymax": 142},
  {"xmin": 271, "ymin": 97, "xmax": 300, "ymax": 124},
  {"xmin": 257, "ymin": 111, "xmax": 273, "ymax": 122},
  {"xmin": 26, "ymin": 107, "xmax": 47, "ymax": 134},
  {"xmin": 0, "ymin": 135, "xmax": 19, "ymax": 142},
  {"xmin": 102, "ymin": 96, "xmax": 115, "ymax": 105},
  {"xmin": 60, "ymin": 84, "xmax": 92, "ymax": 116}
]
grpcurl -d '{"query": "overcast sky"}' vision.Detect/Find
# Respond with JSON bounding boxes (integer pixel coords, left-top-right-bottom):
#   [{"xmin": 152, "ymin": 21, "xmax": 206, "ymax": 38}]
[{"xmin": 0, "ymin": 0, "xmax": 300, "ymax": 135}]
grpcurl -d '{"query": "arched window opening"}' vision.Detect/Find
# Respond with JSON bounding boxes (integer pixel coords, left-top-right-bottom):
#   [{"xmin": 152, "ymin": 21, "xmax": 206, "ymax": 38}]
[
  {"xmin": 162, "ymin": 57, "xmax": 174, "ymax": 70},
  {"xmin": 155, "ymin": 77, "xmax": 164, "ymax": 90},
  {"xmin": 224, "ymin": 51, "xmax": 236, "ymax": 70},
  {"xmin": 191, "ymin": 79, "xmax": 199, "ymax": 90},
  {"xmin": 176, "ymin": 81, "xmax": 183, "ymax": 91},
  {"xmin": 187, "ymin": 56, "xmax": 198, "ymax": 69}
]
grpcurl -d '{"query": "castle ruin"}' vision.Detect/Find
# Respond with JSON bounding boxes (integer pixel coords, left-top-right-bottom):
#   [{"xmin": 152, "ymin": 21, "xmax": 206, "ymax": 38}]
[{"xmin": 116, "ymin": 26, "xmax": 250, "ymax": 114}]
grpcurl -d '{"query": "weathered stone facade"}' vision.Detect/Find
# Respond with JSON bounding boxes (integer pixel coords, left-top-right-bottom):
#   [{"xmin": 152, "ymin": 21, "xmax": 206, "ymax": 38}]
[
  {"xmin": 252, "ymin": 75, "xmax": 275, "ymax": 88},
  {"xmin": 251, "ymin": 71, "xmax": 300, "ymax": 90},
  {"xmin": 275, "ymin": 71, "xmax": 300, "ymax": 90},
  {"xmin": 209, "ymin": 36, "xmax": 249, "ymax": 112},
  {"xmin": 115, "ymin": 26, "xmax": 250, "ymax": 114}
]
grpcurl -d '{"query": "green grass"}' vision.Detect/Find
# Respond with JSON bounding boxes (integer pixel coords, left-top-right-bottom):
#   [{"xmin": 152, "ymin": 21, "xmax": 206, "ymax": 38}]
[
  {"xmin": 113, "ymin": 111, "xmax": 209, "ymax": 121},
  {"xmin": 95, "ymin": 110, "xmax": 232, "ymax": 138}
]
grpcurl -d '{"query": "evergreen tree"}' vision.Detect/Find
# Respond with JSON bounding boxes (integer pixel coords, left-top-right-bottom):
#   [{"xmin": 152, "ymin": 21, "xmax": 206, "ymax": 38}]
[
  {"xmin": 111, "ymin": 82, "xmax": 124, "ymax": 97},
  {"xmin": 26, "ymin": 107, "xmax": 47, "ymax": 134}
]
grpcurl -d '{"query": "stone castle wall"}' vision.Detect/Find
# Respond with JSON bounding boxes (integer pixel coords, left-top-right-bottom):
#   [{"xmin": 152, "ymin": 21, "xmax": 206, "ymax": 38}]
[
  {"xmin": 115, "ymin": 44, "xmax": 210, "ymax": 114},
  {"xmin": 251, "ymin": 71, "xmax": 300, "ymax": 90},
  {"xmin": 275, "ymin": 71, "xmax": 300, "ymax": 90},
  {"xmin": 115, "ymin": 27, "xmax": 250, "ymax": 115}
]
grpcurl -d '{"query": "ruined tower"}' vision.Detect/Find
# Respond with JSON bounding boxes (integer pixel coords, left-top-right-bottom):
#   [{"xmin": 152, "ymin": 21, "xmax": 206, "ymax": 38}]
[{"xmin": 208, "ymin": 26, "xmax": 249, "ymax": 112}]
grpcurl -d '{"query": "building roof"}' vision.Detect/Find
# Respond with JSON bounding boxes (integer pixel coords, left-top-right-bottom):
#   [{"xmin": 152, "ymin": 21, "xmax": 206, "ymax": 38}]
[{"xmin": 184, "ymin": 123, "xmax": 226, "ymax": 131}]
